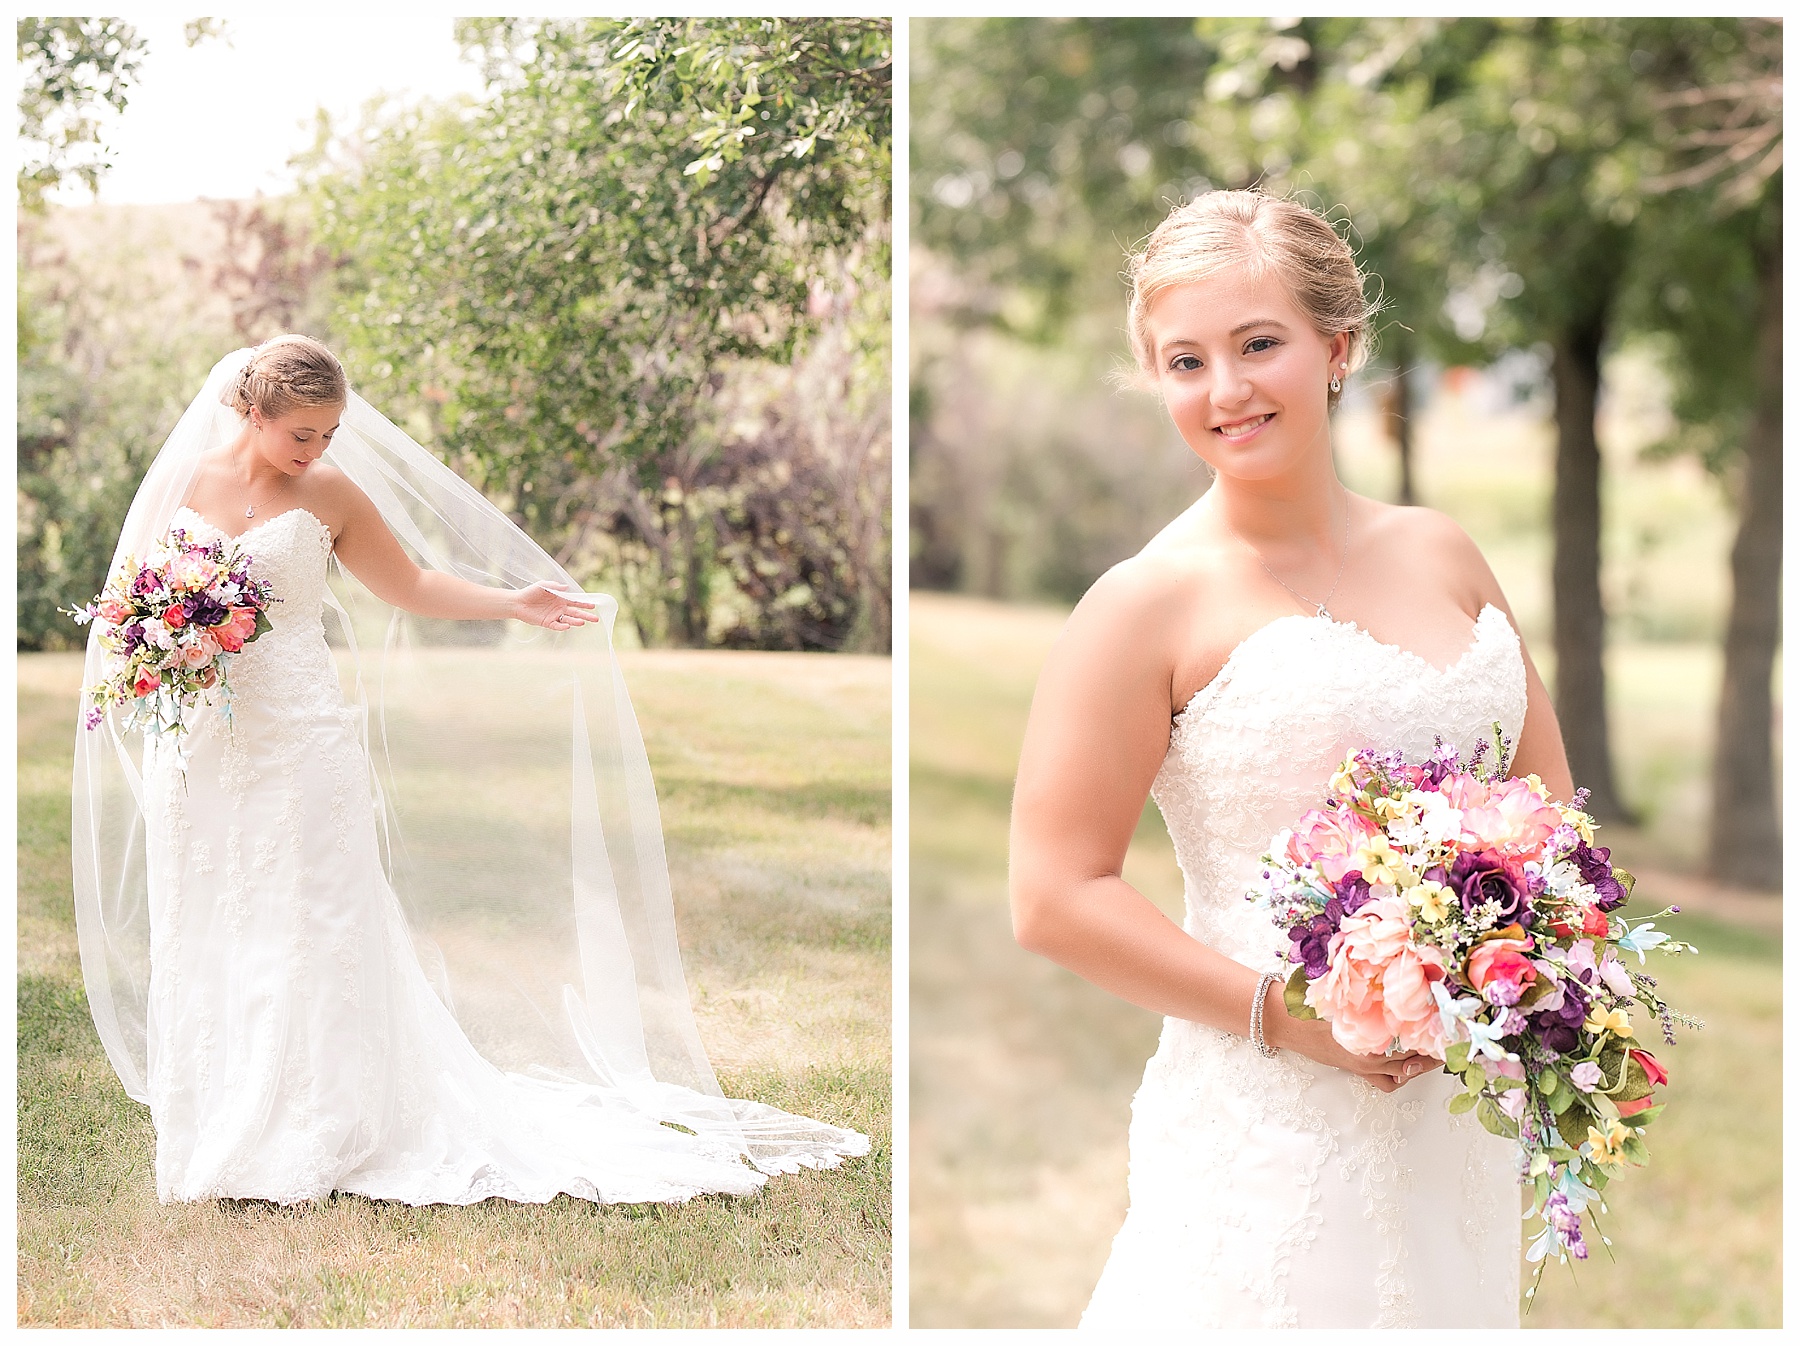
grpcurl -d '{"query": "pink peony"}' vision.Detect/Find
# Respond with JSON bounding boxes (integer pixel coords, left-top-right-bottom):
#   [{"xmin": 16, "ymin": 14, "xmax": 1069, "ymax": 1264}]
[
  {"xmin": 132, "ymin": 668, "xmax": 160, "ymax": 697},
  {"xmin": 1287, "ymin": 807, "xmax": 1377, "ymax": 885},
  {"xmin": 180, "ymin": 642, "xmax": 211, "ymax": 669},
  {"xmin": 1456, "ymin": 775, "xmax": 1563, "ymax": 855},
  {"xmin": 1305, "ymin": 892, "xmax": 1448, "ymax": 1058},
  {"xmin": 97, "ymin": 598, "xmax": 133, "ymax": 626}
]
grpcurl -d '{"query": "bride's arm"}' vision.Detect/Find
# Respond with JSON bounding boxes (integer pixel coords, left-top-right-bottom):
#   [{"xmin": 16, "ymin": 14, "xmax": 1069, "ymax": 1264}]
[
  {"xmin": 1009, "ymin": 563, "xmax": 1425, "ymax": 1091},
  {"xmin": 312, "ymin": 467, "xmax": 599, "ymax": 628}
]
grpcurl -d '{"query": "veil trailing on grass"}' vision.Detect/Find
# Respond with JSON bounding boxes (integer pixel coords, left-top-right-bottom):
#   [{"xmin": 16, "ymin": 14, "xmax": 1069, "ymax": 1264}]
[{"xmin": 71, "ymin": 346, "xmax": 866, "ymax": 1176}]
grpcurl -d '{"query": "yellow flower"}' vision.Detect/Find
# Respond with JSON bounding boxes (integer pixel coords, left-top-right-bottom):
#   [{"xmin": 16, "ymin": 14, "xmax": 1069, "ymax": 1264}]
[
  {"xmin": 1352, "ymin": 835, "xmax": 1404, "ymax": 887},
  {"xmin": 1587, "ymin": 1120, "xmax": 1631, "ymax": 1167},
  {"xmin": 1558, "ymin": 802, "xmax": 1595, "ymax": 845},
  {"xmin": 1329, "ymin": 760, "xmax": 1358, "ymax": 797},
  {"xmin": 1410, "ymin": 880, "xmax": 1453, "ymax": 923},
  {"xmin": 1584, "ymin": 1007, "xmax": 1634, "ymax": 1040}
]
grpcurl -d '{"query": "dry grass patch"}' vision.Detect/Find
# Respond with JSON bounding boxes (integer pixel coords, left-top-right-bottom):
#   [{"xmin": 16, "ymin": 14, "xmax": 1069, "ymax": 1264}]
[{"xmin": 19, "ymin": 649, "xmax": 891, "ymax": 1328}]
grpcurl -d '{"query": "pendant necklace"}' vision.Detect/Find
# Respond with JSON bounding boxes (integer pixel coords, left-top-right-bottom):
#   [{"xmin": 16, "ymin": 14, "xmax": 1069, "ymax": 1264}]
[
  {"xmin": 1230, "ymin": 487, "xmax": 1351, "ymax": 621},
  {"xmin": 244, "ymin": 482, "xmax": 284, "ymax": 519}
]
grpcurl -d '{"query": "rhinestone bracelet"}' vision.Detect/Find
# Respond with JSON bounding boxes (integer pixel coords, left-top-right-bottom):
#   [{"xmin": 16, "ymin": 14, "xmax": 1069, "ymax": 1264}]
[{"xmin": 1250, "ymin": 970, "xmax": 1282, "ymax": 1058}]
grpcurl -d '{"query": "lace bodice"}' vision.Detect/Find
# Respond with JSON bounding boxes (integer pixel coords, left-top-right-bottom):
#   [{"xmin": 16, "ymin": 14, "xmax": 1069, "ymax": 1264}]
[
  {"xmin": 171, "ymin": 506, "xmax": 338, "ymax": 713},
  {"xmin": 1082, "ymin": 603, "xmax": 1530, "ymax": 1329},
  {"xmin": 1151, "ymin": 604, "xmax": 1528, "ymax": 970}
]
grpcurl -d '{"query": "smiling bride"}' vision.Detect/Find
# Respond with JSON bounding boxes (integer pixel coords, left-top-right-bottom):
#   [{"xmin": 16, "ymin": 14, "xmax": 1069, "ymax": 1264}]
[{"xmin": 1008, "ymin": 190, "xmax": 1573, "ymax": 1328}]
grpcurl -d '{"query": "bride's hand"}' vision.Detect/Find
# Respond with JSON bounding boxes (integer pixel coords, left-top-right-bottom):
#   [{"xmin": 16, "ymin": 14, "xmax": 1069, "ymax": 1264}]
[
  {"xmin": 514, "ymin": 582, "xmax": 601, "ymax": 631},
  {"xmin": 1267, "ymin": 1004, "xmax": 1436, "ymax": 1093}
]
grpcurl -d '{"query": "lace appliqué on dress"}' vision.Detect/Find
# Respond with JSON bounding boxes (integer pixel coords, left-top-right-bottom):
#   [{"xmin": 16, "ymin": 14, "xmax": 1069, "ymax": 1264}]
[{"xmin": 1081, "ymin": 606, "xmax": 1528, "ymax": 1330}]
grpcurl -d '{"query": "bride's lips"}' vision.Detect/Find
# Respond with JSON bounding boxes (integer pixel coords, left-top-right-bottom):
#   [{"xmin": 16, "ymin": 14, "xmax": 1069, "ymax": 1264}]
[{"xmin": 1213, "ymin": 412, "xmax": 1274, "ymax": 443}]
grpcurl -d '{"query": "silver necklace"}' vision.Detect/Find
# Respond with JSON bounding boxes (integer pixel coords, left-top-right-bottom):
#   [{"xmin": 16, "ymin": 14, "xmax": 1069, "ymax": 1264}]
[
  {"xmin": 243, "ymin": 481, "xmax": 284, "ymax": 519},
  {"xmin": 1229, "ymin": 488, "xmax": 1351, "ymax": 621}
]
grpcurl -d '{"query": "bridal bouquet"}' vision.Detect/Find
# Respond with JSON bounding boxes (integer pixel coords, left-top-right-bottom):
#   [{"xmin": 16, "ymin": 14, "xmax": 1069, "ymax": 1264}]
[
  {"xmin": 67, "ymin": 526, "xmax": 278, "ymax": 740},
  {"xmin": 1246, "ymin": 729, "xmax": 1700, "ymax": 1286}
]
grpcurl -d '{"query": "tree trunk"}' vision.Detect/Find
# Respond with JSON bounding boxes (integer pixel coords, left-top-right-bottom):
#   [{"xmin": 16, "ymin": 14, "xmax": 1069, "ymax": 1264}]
[
  {"xmin": 1549, "ymin": 322, "xmax": 1628, "ymax": 820},
  {"xmin": 1382, "ymin": 347, "xmax": 1417, "ymax": 506},
  {"xmin": 1707, "ymin": 239, "xmax": 1782, "ymax": 888}
]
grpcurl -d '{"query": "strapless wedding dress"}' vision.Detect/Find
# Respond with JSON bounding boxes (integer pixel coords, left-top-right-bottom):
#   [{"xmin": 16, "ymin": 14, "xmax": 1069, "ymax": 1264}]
[
  {"xmin": 1080, "ymin": 605, "xmax": 1527, "ymax": 1329},
  {"xmin": 139, "ymin": 506, "xmax": 866, "ymax": 1206}
]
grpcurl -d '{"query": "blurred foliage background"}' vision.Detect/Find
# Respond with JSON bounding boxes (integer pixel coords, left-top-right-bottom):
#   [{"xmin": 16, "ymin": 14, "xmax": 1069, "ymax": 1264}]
[
  {"xmin": 19, "ymin": 16, "xmax": 892, "ymax": 654},
  {"xmin": 910, "ymin": 16, "xmax": 1781, "ymax": 1327}
]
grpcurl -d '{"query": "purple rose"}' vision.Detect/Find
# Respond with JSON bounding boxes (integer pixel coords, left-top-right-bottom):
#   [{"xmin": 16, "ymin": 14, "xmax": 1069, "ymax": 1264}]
[
  {"xmin": 1449, "ymin": 850, "xmax": 1531, "ymax": 926},
  {"xmin": 187, "ymin": 594, "xmax": 228, "ymax": 629},
  {"xmin": 1527, "ymin": 978, "xmax": 1589, "ymax": 1055},
  {"xmin": 1289, "ymin": 896, "xmax": 1346, "ymax": 979},
  {"xmin": 1333, "ymin": 871, "xmax": 1375, "ymax": 914},
  {"xmin": 1571, "ymin": 841, "xmax": 1628, "ymax": 911}
]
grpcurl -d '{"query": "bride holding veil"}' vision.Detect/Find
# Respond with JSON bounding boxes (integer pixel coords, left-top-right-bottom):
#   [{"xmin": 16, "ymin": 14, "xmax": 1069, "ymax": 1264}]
[{"xmin": 71, "ymin": 334, "xmax": 868, "ymax": 1206}]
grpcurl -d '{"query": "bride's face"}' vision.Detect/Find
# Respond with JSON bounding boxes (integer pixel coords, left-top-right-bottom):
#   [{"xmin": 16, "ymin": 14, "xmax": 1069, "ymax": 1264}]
[
  {"xmin": 1145, "ymin": 267, "xmax": 1349, "ymax": 482},
  {"xmin": 250, "ymin": 403, "xmax": 345, "ymax": 477}
]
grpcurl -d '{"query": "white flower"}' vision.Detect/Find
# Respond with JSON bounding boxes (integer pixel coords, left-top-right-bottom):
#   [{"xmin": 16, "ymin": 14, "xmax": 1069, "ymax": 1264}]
[
  {"xmin": 1418, "ymin": 793, "xmax": 1465, "ymax": 845},
  {"xmin": 1598, "ymin": 956, "xmax": 1634, "ymax": 998}
]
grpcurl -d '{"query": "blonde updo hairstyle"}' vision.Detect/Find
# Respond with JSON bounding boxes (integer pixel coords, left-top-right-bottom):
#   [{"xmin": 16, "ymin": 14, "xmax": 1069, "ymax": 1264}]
[
  {"xmin": 1125, "ymin": 190, "xmax": 1379, "ymax": 411},
  {"xmin": 224, "ymin": 334, "xmax": 348, "ymax": 421}
]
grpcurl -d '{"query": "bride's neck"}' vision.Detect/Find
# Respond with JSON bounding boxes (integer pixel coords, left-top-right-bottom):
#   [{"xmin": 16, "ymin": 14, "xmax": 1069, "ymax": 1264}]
[
  {"xmin": 224, "ymin": 432, "xmax": 285, "ymax": 491},
  {"xmin": 1205, "ymin": 465, "xmax": 1347, "ymax": 552}
]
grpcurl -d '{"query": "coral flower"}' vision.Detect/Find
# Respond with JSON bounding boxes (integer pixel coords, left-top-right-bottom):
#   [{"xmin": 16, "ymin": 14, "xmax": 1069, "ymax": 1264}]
[
  {"xmin": 164, "ymin": 603, "xmax": 189, "ymax": 629},
  {"xmin": 132, "ymin": 668, "xmax": 160, "ymax": 697},
  {"xmin": 1465, "ymin": 934, "xmax": 1537, "ymax": 1006},
  {"xmin": 1305, "ymin": 892, "xmax": 1447, "ymax": 1058},
  {"xmin": 97, "ymin": 598, "xmax": 133, "ymax": 626},
  {"xmin": 212, "ymin": 607, "xmax": 259, "ymax": 654}
]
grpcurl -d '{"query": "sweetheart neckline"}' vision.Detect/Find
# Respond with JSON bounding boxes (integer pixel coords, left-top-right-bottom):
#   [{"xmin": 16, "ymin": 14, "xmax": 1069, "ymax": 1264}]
[
  {"xmin": 1172, "ymin": 603, "xmax": 1512, "ymax": 727},
  {"xmin": 172, "ymin": 504, "xmax": 332, "ymax": 546}
]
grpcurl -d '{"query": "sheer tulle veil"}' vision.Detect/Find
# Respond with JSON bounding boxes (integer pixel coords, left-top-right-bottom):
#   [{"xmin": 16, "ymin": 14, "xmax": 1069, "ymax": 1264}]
[{"xmin": 71, "ymin": 346, "xmax": 867, "ymax": 1175}]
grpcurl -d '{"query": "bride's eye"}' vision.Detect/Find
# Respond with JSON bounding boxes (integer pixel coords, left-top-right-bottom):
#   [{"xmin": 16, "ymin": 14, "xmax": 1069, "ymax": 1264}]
[
  {"xmin": 1245, "ymin": 336, "xmax": 1280, "ymax": 354},
  {"xmin": 1169, "ymin": 354, "xmax": 1202, "ymax": 373}
]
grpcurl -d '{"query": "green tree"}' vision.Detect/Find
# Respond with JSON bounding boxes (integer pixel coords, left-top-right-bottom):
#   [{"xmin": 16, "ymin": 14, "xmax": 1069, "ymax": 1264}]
[
  {"xmin": 1620, "ymin": 20, "xmax": 1781, "ymax": 886},
  {"xmin": 310, "ymin": 17, "xmax": 890, "ymax": 645},
  {"xmin": 16, "ymin": 17, "xmax": 145, "ymax": 210}
]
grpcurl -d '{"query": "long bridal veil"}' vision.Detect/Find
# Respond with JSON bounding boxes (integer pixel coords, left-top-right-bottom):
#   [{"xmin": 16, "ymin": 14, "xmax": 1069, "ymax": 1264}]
[{"xmin": 71, "ymin": 346, "xmax": 867, "ymax": 1176}]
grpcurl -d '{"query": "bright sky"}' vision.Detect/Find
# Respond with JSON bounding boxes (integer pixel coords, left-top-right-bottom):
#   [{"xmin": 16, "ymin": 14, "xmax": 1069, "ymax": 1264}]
[{"xmin": 57, "ymin": 15, "xmax": 490, "ymax": 205}]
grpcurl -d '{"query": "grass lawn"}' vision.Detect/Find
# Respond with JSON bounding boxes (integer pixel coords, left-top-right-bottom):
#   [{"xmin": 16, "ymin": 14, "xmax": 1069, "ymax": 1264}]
[
  {"xmin": 19, "ymin": 648, "xmax": 891, "ymax": 1328},
  {"xmin": 908, "ymin": 591, "xmax": 1779, "ymax": 1329}
]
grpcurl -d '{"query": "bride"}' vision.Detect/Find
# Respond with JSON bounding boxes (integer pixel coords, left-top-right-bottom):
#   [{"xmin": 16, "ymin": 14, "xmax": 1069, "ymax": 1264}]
[
  {"xmin": 1009, "ymin": 192, "xmax": 1573, "ymax": 1327},
  {"xmin": 72, "ymin": 335, "xmax": 868, "ymax": 1207}
]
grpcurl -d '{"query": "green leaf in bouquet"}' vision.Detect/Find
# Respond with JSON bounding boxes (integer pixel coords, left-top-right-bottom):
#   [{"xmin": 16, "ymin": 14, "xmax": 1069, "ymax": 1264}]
[
  {"xmin": 1475, "ymin": 1098, "xmax": 1515, "ymax": 1138},
  {"xmin": 1282, "ymin": 966, "xmax": 1318, "ymax": 1020},
  {"xmin": 1539, "ymin": 1073, "xmax": 1567, "ymax": 1111},
  {"xmin": 1615, "ymin": 1054, "xmax": 1653, "ymax": 1101},
  {"xmin": 251, "ymin": 607, "xmax": 275, "ymax": 639},
  {"xmin": 1622, "ymin": 1102, "xmax": 1666, "ymax": 1130},
  {"xmin": 1614, "ymin": 866, "xmax": 1636, "ymax": 900},
  {"xmin": 1445, "ymin": 1041, "xmax": 1471, "ymax": 1073},
  {"xmin": 1448, "ymin": 1090, "xmax": 1478, "ymax": 1115},
  {"xmin": 1621, "ymin": 1135, "xmax": 1650, "ymax": 1165},
  {"xmin": 1460, "ymin": 1063, "xmax": 1486, "ymax": 1091},
  {"xmin": 1553, "ymin": 1106, "xmax": 1590, "ymax": 1149},
  {"xmin": 1590, "ymin": 1090, "xmax": 1621, "ymax": 1122}
]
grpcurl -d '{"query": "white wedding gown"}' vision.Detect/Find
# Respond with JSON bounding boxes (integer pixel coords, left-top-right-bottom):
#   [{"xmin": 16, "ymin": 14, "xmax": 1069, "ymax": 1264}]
[
  {"xmin": 1081, "ymin": 605, "xmax": 1527, "ymax": 1329},
  {"xmin": 140, "ymin": 506, "xmax": 865, "ymax": 1206}
]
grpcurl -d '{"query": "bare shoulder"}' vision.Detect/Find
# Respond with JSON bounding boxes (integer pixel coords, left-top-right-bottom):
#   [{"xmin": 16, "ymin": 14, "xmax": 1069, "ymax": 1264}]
[
  {"xmin": 1358, "ymin": 499, "xmax": 1502, "ymax": 608},
  {"xmin": 1066, "ymin": 538, "xmax": 1215, "ymax": 653},
  {"xmin": 294, "ymin": 463, "xmax": 372, "ymax": 534}
]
